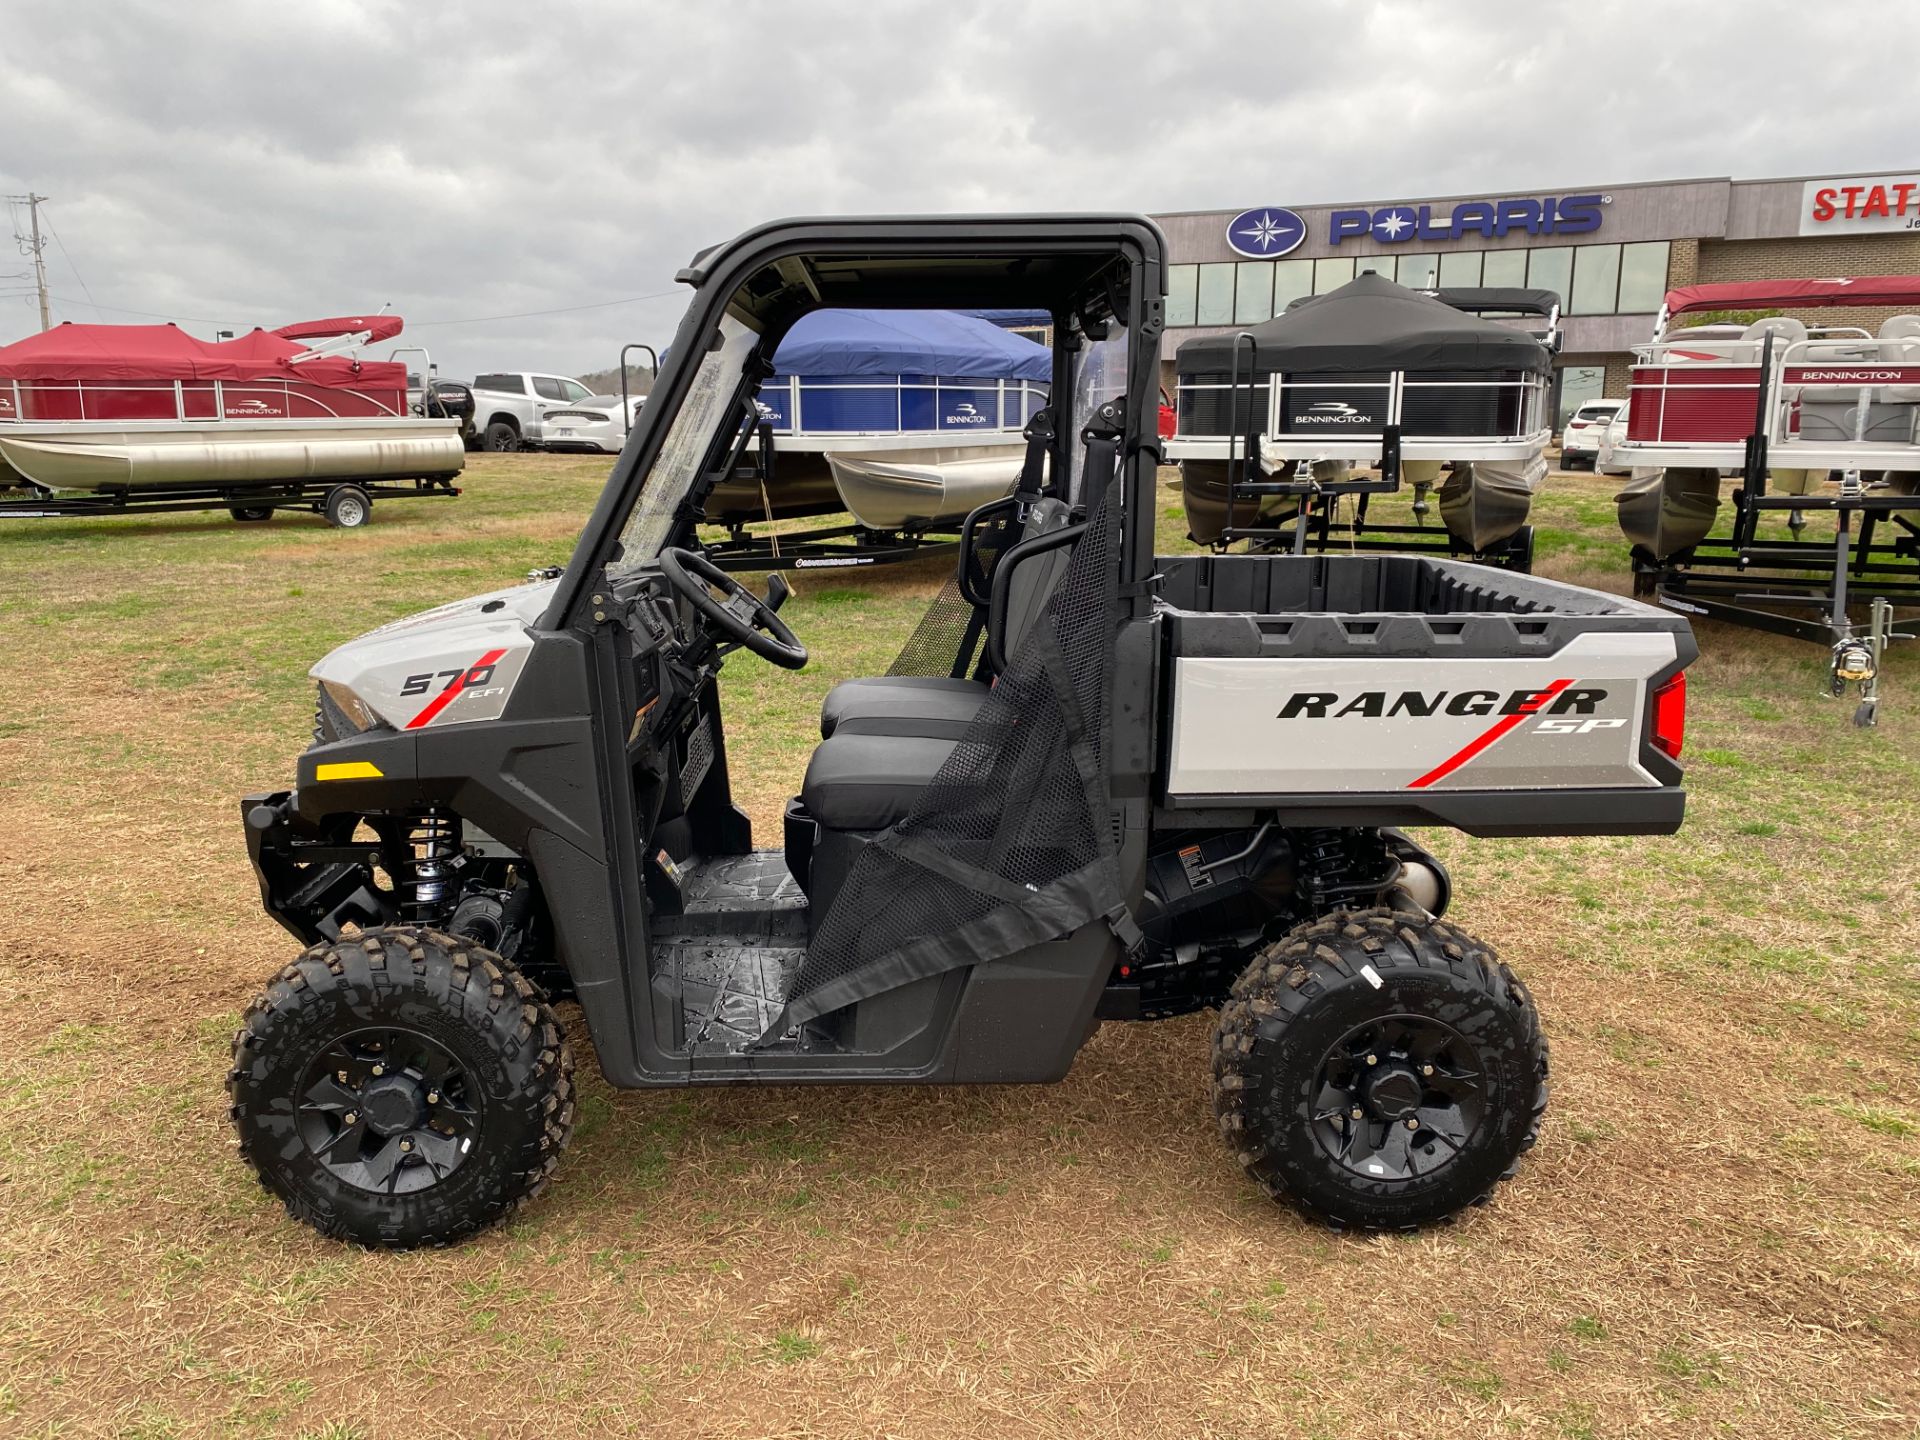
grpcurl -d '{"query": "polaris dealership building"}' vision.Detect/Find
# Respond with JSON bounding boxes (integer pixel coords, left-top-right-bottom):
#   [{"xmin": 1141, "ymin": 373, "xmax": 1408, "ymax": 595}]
[{"xmin": 1153, "ymin": 169, "xmax": 1920, "ymax": 424}]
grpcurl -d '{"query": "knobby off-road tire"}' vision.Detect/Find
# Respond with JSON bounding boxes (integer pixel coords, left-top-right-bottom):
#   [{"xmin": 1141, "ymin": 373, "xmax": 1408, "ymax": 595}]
[
  {"xmin": 1212, "ymin": 907, "xmax": 1548, "ymax": 1232},
  {"xmin": 229, "ymin": 927, "xmax": 575, "ymax": 1248}
]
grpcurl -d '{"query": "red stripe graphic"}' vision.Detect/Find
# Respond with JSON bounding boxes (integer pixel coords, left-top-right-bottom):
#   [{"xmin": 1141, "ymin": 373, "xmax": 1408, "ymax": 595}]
[
  {"xmin": 1406, "ymin": 678, "xmax": 1575, "ymax": 790},
  {"xmin": 405, "ymin": 648, "xmax": 508, "ymax": 730}
]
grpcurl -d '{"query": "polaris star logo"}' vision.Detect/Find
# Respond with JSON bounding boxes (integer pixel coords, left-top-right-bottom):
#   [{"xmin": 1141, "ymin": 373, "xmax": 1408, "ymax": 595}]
[
  {"xmin": 1225, "ymin": 207, "xmax": 1308, "ymax": 259},
  {"xmin": 1294, "ymin": 400, "xmax": 1373, "ymax": 426}
]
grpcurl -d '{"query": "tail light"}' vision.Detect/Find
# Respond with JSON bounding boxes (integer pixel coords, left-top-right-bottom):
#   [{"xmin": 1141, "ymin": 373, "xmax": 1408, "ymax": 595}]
[{"xmin": 1651, "ymin": 671, "xmax": 1686, "ymax": 759}]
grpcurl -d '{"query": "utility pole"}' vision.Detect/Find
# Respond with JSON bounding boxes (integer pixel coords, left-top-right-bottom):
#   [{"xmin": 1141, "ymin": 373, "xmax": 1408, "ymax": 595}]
[{"xmin": 8, "ymin": 193, "xmax": 51, "ymax": 330}]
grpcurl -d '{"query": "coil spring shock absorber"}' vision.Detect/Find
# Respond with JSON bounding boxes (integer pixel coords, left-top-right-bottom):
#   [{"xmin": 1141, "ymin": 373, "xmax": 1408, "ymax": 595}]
[
  {"xmin": 399, "ymin": 810, "xmax": 462, "ymax": 923},
  {"xmin": 1295, "ymin": 827, "xmax": 1396, "ymax": 912}
]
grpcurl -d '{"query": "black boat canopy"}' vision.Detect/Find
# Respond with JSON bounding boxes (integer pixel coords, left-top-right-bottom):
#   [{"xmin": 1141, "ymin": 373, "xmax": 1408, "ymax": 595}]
[{"xmin": 1184, "ymin": 273, "xmax": 1551, "ymax": 375}]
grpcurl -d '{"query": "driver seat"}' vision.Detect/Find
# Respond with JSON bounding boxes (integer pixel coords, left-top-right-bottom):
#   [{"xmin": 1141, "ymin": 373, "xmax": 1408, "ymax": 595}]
[
  {"xmin": 792, "ymin": 496, "xmax": 1086, "ymax": 915},
  {"xmin": 817, "ymin": 494, "xmax": 1078, "ymax": 740}
]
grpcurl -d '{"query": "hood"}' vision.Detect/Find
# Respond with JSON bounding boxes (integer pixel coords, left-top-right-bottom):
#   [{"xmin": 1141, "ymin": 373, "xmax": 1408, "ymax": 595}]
[{"xmin": 310, "ymin": 580, "xmax": 555, "ymax": 732}]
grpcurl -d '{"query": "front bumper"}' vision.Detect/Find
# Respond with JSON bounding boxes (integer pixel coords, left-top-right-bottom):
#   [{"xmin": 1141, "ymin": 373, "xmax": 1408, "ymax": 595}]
[{"xmin": 244, "ymin": 791, "xmax": 392, "ymax": 944}]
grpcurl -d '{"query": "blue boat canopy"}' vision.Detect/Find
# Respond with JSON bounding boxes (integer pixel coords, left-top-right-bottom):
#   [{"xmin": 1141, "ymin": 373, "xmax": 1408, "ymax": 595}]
[{"xmin": 772, "ymin": 309, "xmax": 1050, "ymax": 381}]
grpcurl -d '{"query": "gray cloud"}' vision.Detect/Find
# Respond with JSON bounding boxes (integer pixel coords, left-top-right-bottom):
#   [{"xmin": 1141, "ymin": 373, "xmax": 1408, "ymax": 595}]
[{"xmin": 3, "ymin": 0, "xmax": 1914, "ymax": 379}]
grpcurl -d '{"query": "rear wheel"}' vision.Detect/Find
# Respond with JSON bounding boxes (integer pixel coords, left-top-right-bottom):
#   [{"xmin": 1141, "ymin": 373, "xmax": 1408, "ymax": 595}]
[
  {"xmin": 1212, "ymin": 908, "xmax": 1547, "ymax": 1231},
  {"xmin": 229, "ymin": 927, "xmax": 575, "ymax": 1247},
  {"xmin": 483, "ymin": 420, "xmax": 520, "ymax": 452},
  {"xmin": 323, "ymin": 485, "xmax": 371, "ymax": 529}
]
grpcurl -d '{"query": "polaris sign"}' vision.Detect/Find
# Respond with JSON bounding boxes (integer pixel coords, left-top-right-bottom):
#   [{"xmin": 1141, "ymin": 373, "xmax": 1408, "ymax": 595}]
[{"xmin": 1329, "ymin": 194, "xmax": 1606, "ymax": 245}]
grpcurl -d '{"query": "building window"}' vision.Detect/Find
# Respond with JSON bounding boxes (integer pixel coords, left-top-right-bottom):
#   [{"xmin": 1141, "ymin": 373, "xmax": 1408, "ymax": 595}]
[
  {"xmin": 1481, "ymin": 250, "xmax": 1528, "ymax": 288},
  {"xmin": 1313, "ymin": 257, "xmax": 1354, "ymax": 294},
  {"xmin": 1234, "ymin": 262, "xmax": 1274, "ymax": 324},
  {"xmin": 1528, "ymin": 247, "xmax": 1574, "ymax": 307},
  {"xmin": 1167, "ymin": 265, "xmax": 1197, "ymax": 327},
  {"xmin": 1273, "ymin": 259, "xmax": 1313, "ymax": 314},
  {"xmin": 1164, "ymin": 237, "xmax": 1675, "ymax": 328},
  {"xmin": 1617, "ymin": 240, "xmax": 1670, "ymax": 313},
  {"xmin": 1570, "ymin": 244, "xmax": 1623, "ymax": 315},
  {"xmin": 1439, "ymin": 251, "xmax": 1482, "ymax": 288},
  {"xmin": 1556, "ymin": 364, "xmax": 1607, "ymax": 427},
  {"xmin": 1396, "ymin": 254, "xmax": 1440, "ymax": 288},
  {"xmin": 1197, "ymin": 263, "xmax": 1235, "ymax": 325}
]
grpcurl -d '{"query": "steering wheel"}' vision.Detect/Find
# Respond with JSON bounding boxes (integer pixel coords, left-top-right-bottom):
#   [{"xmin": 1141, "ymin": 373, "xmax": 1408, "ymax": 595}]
[{"xmin": 656, "ymin": 547, "xmax": 808, "ymax": 670}]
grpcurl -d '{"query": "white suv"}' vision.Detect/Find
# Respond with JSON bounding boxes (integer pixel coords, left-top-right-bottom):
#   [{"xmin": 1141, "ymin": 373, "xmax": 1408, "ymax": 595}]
[{"xmin": 1559, "ymin": 399, "xmax": 1624, "ymax": 471}]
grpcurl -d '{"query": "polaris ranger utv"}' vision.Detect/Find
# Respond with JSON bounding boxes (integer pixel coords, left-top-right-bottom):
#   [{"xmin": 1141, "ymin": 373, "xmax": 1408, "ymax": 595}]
[{"xmin": 233, "ymin": 215, "xmax": 1695, "ymax": 1247}]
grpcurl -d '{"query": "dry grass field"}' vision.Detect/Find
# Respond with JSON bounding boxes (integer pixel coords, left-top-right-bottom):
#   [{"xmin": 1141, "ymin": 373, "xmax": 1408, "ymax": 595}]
[{"xmin": 0, "ymin": 454, "xmax": 1916, "ymax": 1439}]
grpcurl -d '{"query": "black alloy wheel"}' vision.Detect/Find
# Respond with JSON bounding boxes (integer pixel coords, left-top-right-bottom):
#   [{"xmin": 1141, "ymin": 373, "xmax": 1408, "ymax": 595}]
[
  {"xmin": 1212, "ymin": 907, "xmax": 1548, "ymax": 1231},
  {"xmin": 296, "ymin": 1026, "xmax": 482, "ymax": 1195}
]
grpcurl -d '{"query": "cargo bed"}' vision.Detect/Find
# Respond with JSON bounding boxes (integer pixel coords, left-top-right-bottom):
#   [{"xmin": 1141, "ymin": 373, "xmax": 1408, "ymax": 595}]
[{"xmin": 1154, "ymin": 553, "xmax": 1695, "ymax": 836}]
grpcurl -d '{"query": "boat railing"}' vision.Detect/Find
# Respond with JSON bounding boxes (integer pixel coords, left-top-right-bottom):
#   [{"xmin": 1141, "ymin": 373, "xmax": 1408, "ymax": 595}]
[
  {"xmin": 756, "ymin": 375, "xmax": 1047, "ymax": 439},
  {"xmin": 0, "ymin": 375, "xmax": 409, "ymax": 424},
  {"xmin": 1172, "ymin": 370, "xmax": 1548, "ymax": 445},
  {"xmin": 1624, "ymin": 333, "xmax": 1920, "ymax": 449}
]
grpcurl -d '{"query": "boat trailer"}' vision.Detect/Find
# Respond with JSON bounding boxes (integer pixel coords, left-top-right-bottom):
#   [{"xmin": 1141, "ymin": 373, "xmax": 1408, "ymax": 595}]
[{"xmin": 0, "ymin": 475, "xmax": 460, "ymax": 528}]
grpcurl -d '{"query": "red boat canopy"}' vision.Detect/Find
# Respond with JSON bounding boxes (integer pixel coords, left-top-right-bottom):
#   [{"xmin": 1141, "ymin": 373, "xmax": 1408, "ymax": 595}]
[
  {"xmin": 1663, "ymin": 276, "xmax": 1920, "ymax": 319},
  {"xmin": 273, "ymin": 315, "xmax": 405, "ymax": 345},
  {"xmin": 0, "ymin": 322, "xmax": 405, "ymax": 390}
]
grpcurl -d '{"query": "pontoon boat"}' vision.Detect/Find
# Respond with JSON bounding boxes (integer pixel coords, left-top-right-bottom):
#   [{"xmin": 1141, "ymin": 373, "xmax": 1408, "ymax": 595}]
[
  {"xmin": 1165, "ymin": 276, "xmax": 1557, "ymax": 566},
  {"xmin": 1605, "ymin": 275, "xmax": 1920, "ymax": 719},
  {"xmin": 700, "ymin": 309, "xmax": 1049, "ymax": 560},
  {"xmin": 0, "ymin": 317, "xmax": 464, "ymax": 494}
]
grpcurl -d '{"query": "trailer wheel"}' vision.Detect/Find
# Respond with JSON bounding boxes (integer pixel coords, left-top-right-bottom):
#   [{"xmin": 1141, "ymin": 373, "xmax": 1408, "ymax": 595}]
[
  {"xmin": 229, "ymin": 927, "xmax": 575, "ymax": 1248},
  {"xmin": 483, "ymin": 421, "xmax": 520, "ymax": 452},
  {"xmin": 323, "ymin": 485, "xmax": 371, "ymax": 529},
  {"xmin": 229, "ymin": 505, "xmax": 275, "ymax": 523},
  {"xmin": 1212, "ymin": 908, "xmax": 1547, "ymax": 1232}
]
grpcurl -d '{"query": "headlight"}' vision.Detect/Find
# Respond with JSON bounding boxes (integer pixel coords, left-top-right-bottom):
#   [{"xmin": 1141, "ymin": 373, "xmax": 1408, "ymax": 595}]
[{"xmin": 320, "ymin": 680, "xmax": 378, "ymax": 734}]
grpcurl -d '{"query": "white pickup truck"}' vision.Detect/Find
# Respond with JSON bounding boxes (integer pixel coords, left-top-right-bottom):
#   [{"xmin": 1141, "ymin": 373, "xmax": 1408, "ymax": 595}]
[{"xmin": 468, "ymin": 371, "xmax": 597, "ymax": 452}]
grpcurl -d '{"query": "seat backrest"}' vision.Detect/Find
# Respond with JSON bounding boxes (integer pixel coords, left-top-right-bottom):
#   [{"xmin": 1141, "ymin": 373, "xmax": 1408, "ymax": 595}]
[
  {"xmin": 993, "ymin": 498, "xmax": 1075, "ymax": 666},
  {"xmin": 1877, "ymin": 314, "xmax": 1920, "ymax": 341}
]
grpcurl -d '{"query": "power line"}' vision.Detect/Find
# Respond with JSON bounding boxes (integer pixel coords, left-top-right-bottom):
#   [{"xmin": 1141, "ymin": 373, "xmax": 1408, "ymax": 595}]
[
  {"xmin": 39, "ymin": 205, "xmax": 100, "ymax": 319},
  {"xmin": 44, "ymin": 293, "xmax": 236, "ymax": 325},
  {"xmin": 404, "ymin": 290, "xmax": 686, "ymax": 327}
]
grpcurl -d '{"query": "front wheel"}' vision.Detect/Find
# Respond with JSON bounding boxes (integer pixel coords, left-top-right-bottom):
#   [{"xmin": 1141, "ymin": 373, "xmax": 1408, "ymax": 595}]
[
  {"xmin": 229, "ymin": 505, "xmax": 274, "ymax": 523},
  {"xmin": 229, "ymin": 928, "xmax": 575, "ymax": 1247},
  {"xmin": 1212, "ymin": 908, "xmax": 1547, "ymax": 1231}
]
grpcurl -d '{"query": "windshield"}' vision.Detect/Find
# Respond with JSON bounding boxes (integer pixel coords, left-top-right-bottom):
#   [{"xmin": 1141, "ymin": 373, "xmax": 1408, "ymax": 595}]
[
  {"xmin": 1066, "ymin": 319, "xmax": 1128, "ymax": 504},
  {"xmin": 609, "ymin": 315, "xmax": 759, "ymax": 574}
]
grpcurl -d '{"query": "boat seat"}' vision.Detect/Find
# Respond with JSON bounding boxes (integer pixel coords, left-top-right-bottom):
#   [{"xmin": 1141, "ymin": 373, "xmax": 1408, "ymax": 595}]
[
  {"xmin": 1876, "ymin": 317, "xmax": 1920, "ymax": 403},
  {"xmin": 801, "ymin": 732, "xmax": 957, "ymax": 832},
  {"xmin": 820, "ymin": 494, "xmax": 1078, "ymax": 740}
]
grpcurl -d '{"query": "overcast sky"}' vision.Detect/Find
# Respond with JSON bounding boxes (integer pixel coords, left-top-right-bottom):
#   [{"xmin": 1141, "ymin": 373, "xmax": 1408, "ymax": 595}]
[{"xmin": 3, "ymin": 0, "xmax": 1915, "ymax": 381}]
